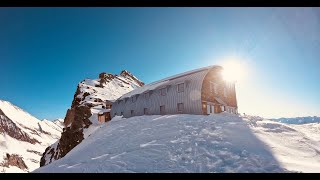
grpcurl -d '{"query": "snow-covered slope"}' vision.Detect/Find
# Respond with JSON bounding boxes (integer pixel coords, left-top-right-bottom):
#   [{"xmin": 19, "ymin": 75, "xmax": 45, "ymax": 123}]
[
  {"xmin": 0, "ymin": 100, "xmax": 64, "ymax": 173},
  {"xmin": 40, "ymin": 70, "xmax": 144, "ymax": 167},
  {"xmin": 34, "ymin": 113, "xmax": 320, "ymax": 173}
]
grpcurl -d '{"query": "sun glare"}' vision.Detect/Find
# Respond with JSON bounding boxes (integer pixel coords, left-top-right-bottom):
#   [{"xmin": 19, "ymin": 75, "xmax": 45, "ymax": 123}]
[{"xmin": 221, "ymin": 58, "xmax": 247, "ymax": 83}]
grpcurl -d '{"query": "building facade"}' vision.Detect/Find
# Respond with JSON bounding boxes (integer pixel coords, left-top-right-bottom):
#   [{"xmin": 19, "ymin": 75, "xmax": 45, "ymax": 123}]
[{"xmin": 111, "ymin": 65, "xmax": 237, "ymax": 118}]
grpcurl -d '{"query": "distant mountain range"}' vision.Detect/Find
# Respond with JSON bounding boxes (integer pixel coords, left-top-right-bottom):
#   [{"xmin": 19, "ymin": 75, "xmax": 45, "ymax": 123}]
[
  {"xmin": 271, "ymin": 116, "xmax": 320, "ymax": 124},
  {"xmin": 0, "ymin": 100, "xmax": 64, "ymax": 173}
]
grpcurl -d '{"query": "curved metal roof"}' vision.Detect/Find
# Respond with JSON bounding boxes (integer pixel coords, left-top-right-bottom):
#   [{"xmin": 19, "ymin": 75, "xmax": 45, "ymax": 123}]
[{"xmin": 117, "ymin": 65, "xmax": 223, "ymax": 100}]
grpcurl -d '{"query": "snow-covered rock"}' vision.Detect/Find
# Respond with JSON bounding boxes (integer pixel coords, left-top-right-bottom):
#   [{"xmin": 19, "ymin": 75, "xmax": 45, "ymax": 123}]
[
  {"xmin": 0, "ymin": 100, "xmax": 64, "ymax": 173},
  {"xmin": 40, "ymin": 70, "xmax": 144, "ymax": 167},
  {"xmin": 33, "ymin": 113, "xmax": 320, "ymax": 173}
]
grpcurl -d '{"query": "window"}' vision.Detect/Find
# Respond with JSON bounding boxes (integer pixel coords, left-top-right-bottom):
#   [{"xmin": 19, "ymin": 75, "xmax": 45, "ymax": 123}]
[
  {"xmin": 131, "ymin": 110, "xmax": 134, "ymax": 116},
  {"xmin": 144, "ymin": 108, "xmax": 148, "ymax": 115},
  {"xmin": 131, "ymin": 96, "xmax": 136, "ymax": 103},
  {"xmin": 160, "ymin": 105, "xmax": 165, "ymax": 115},
  {"xmin": 210, "ymin": 105, "xmax": 212, "ymax": 113},
  {"xmin": 177, "ymin": 83, "xmax": 184, "ymax": 92},
  {"xmin": 177, "ymin": 103, "xmax": 184, "ymax": 113},
  {"xmin": 160, "ymin": 88, "xmax": 167, "ymax": 96}
]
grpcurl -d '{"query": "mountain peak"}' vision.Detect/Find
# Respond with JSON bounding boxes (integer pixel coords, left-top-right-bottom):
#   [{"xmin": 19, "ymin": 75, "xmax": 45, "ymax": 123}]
[
  {"xmin": 119, "ymin": 70, "xmax": 144, "ymax": 87},
  {"xmin": 40, "ymin": 70, "xmax": 145, "ymax": 167}
]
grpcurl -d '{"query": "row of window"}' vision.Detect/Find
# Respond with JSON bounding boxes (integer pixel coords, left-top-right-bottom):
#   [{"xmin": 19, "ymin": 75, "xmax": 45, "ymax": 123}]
[
  {"xmin": 114, "ymin": 103, "xmax": 184, "ymax": 117},
  {"xmin": 160, "ymin": 82, "xmax": 185, "ymax": 96},
  {"xmin": 117, "ymin": 83, "xmax": 186, "ymax": 105}
]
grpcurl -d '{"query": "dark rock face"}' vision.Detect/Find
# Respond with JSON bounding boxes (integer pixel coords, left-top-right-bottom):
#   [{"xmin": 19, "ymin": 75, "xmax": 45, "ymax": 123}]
[
  {"xmin": 0, "ymin": 109, "xmax": 39, "ymax": 144},
  {"xmin": 40, "ymin": 145, "xmax": 59, "ymax": 167},
  {"xmin": 1, "ymin": 153, "xmax": 28, "ymax": 170},
  {"xmin": 40, "ymin": 89, "xmax": 92, "ymax": 167},
  {"xmin": 71, "ymin": 85, "xmax": 82, "ymax": 108},
  {"xmin": 64, "ymin": 108, "xmax": 75, "ymax": 127}
]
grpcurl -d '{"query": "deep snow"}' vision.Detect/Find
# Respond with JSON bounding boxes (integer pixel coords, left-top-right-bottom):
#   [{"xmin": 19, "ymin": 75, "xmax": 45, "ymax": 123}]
[{"xmin": 33, "ymin": 113, "xmax": 320, "ymax": 173}]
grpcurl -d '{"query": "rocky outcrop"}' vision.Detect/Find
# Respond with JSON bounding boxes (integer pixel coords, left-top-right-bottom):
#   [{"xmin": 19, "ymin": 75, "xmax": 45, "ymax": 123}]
[
  {"xmin": 40, "ymin": 70, "xmax": 144, "ymax": 167},
  {"xmin": 120, "ymin": 70, "xmax": 145, "ymax": 87},
  {"xmin": 64, "ymin": 109, "xmax": 75, "ymax": 127},
  {"xmin": 1, "ymin": 154, "xmax": 28, "ymax": 170},
  {"xmin": 98, "ymin": 72, "xmax": 115, "ymax": 88}
]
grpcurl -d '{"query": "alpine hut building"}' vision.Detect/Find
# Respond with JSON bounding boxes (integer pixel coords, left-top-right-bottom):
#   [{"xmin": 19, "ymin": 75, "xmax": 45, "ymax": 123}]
[{"xmin": 111, "ymin": 65, "xmax": 238, "ymax": 118}]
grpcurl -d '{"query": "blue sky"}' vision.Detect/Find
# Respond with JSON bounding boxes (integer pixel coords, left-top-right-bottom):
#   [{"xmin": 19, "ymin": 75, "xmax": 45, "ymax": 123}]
[{"xmin": 0, "ymin": 7, "xmax": 319, "ymax": 120}]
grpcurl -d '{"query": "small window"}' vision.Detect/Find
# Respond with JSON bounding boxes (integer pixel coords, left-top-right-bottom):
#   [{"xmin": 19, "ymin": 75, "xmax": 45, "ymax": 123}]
[
  {"xmin": 177, "ymin": 103, "xmax": 184, "ymax": 113},
  {"xmin": 131, "ymin": 110, "xmax": 134, "ymax": 116},
  {"xmin": 131, "ymin": 96, "xmax": 137, "ymax": 103},
  {"xmin": 160, "ymin": 88, "xmax": 167, "ymax": 96},
  {"xmin": 177, "ymin": 83, "xmax": 184, "ymax": 92},
  {"xmin": 144, "ymin": 108, "xmax": 148, "ymax": 115},
  {"xmin": 160, "ymin": 105, "xmax": 165, "ymax": 115}
]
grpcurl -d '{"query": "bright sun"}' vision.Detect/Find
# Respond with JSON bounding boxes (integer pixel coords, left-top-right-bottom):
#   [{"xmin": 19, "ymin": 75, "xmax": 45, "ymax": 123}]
[{"xmin": 221, "ymin": 59, "xmax": 247, "ymax": 83}]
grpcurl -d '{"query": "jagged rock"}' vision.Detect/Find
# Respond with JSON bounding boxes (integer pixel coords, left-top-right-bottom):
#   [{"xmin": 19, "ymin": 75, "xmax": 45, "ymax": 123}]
[
  {"xmin": 64, "ymin": 108, "xmax": 75, "ymax": 127},
  {"xmin": 40, "ymin": 70, "xmax": 144, "ymax": 167},
  {"xmin": 1, "ymin": 154, "xmax": 28, "ymax": 170},
  {"xmin": 120, "ymin": 70, "xmax": 145, "ymax": 87}
]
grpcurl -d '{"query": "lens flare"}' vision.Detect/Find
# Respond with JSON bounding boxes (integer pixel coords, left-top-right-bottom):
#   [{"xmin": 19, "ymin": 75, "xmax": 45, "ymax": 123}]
[{"xmin": 221, "ymin": 58, "xmax": 248, "ymax": 83}]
